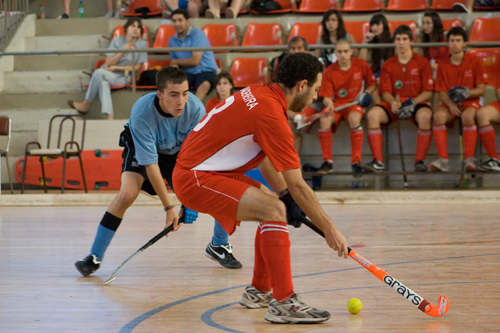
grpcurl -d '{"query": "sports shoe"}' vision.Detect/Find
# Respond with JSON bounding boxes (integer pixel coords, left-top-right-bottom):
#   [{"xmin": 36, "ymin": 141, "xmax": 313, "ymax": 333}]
[
  {"xmin": 414, "ymin": 160, "xmax": 427, "ymax": 172},
  {"xmin": 75, "ymin": 254, "xmax": 101, "ymax": 277},
  {"xmin": 463, "ymin": 157, "xmax": 477, "ymax": 172},
  {"xmin": 104, "ymin": 12, "xmax": 113, "ymax": 18},
  {"xmin": 239, "ymin": 286, "xmax": 272, "ymax": 309},
  {"xmin": 205, "ymin": 242, "xmax": 242, "ymax": 269},
  {"xmin": 317, "ymin": 161, "xmax": 334, "ymax": 175},
  {"xmin": 453, "ymin": 2, "xmax": 471, "ymax": 13},
  {"xmin": 477, "ymin": 158, "xmax": 500, "ymax": 172},
  {"xmin": 351, "ymin": 163, "xmax": 363, "ymax": 179},
  {"xmin": 429, "ymin": 158, "xmax": 450, "ymax": 172},
  {"xmin": 264, "ymin": 293, "xmax": 331, "ymax": 324},
  {"xmin": 362, "ymin": 159, "xmax": 385, "ymax": 172}
]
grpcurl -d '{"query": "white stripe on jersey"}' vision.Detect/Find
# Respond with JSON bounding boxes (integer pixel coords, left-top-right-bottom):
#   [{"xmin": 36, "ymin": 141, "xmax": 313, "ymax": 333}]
[{"xmin": 191, "ymin": 134, "xmax": 262, "ymax": 171}]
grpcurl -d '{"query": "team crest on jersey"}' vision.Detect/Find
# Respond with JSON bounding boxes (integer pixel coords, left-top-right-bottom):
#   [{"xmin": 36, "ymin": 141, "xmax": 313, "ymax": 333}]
[
  {"xmin": 411, "ymin": 68, "xmax": 418, "ymax": 75},
  {"xmin": 465, "ymin": 69, "xmax": 473, "ymax": 77},
  {"xmin": 354, "ymin": 72, "xmax": 361, "ymax": 80},
  {"xmin": 395, "ymin": 80, "xmax": 403, "ymax": 89},
  {"xmin": 339, "ymin": 89, "xmax": 347, "ymax": 97}
]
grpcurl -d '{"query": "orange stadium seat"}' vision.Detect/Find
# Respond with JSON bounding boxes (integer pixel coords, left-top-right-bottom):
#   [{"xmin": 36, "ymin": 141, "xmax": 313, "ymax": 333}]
[
  {"xmin": 122, "ymin": 0, "xmax": 163, "ymax": 17},
  {"xmin": 251, "ymin": 0, "xmax": 293, "ymax": 14},
  {"xmin": 386, "ymin": 0, "xmax": 427, "ymax": 11},
  {"xmin": 111, "ymin": 25, "xmax": 150, "ymax": 47},
  {"xmin": 431, "ymin": 0, "xmax": 466, "ymax": 10},
  {"xmin": 470, "ymin": 48, "xmax": 499, "ymax": 87},
  {"xmin": 296, "ymin": 0, "xmax": 336, "ymax": 13},
  {"xmin": 153, "ymin": 24, "xmax": 176, "ymax": 51},
  {"xmin": 342, "ymin": 0, "xmax": 383, "ymax": 12},
  {"xmin": 388, "ymin": 20, "xmax": 418, "ymax": 40},
  {"xmin": 242, "ymin": 23, "xmax": 283, "ymax": 51},
  {"xmin": 230, "ymin": 58, "xmax": 269, "ymax": 88},
  {"xmin": 441, "ymin": 18, "xmax": 462, "ymax": 32},
  {"xmin": 344, "ymin": 21, "xmax": 370, "ymax": 44},
  {"xmin": 469, "ymin": 18, "xmax": 500, "ymax": 42},
  {"xmin": 202, "ymin": 24, "xmax": 238, "ymax": 53},
  {"xmin": 288, "ymin": 22, "xmax": 322, "ymax": 45}
]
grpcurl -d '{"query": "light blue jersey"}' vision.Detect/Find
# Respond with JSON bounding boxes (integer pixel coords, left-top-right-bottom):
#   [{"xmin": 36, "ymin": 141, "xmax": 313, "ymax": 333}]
[{"xmin": 125, "ymin": 91, "xmax": 205, "ymax": 166}]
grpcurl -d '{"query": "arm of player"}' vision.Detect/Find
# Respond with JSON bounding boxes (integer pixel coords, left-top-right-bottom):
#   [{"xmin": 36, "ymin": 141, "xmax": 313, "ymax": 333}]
[
  {"xmin": 382, "ymin": 93, "xmax": 400, "ymax": 113},
  {"xmin": 439, "ymin": 91, "xmax": 461, "ymax": 116},
  {"xmin": 144, "ymin": 163, "xmax": 180, "ymax": 232},
  {"xmin": 322, "ymin": 97, "xmax": 334, "ymax": 113},
  {"xmin": 170, "ymin": 52, "xmax": 203, "ymax": 68},
  {"xmin": 469, "ymin": 83, "xmax": 486, "ymax": 99},
  {"xmin": 413, "ymin": 90, "xmax": 433, "ymax": 105},
  {"xmin": 257, "ymin": 157, "xmax": 286, "ymax": 194},
  {"xmin": 282, "ymin": 168, "xmax": 348, "ymax": 258}
]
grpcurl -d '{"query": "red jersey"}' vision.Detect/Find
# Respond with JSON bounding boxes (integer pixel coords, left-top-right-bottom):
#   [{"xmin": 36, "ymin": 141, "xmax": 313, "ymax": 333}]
[
  {"xmin": 319, "ymin": 57, "xmax": 376, "ymax": 103},
  {"xmin": 427, "ymin": 46, "xmax": 449, "ymax": 64},
  {"xmin": 379, "ymin": 52, "xmax": 434, "ymax": 99},
  {"xmin": 176, "ymin": 83, "xmax": 300, "ymax": 175},
  {"xmin": 435, "ymin": 52, "xmax": 488, "ymax": 102},
  {"xmin": 205, "ymin": 95, "xmax": 221, "ymax": 114}
]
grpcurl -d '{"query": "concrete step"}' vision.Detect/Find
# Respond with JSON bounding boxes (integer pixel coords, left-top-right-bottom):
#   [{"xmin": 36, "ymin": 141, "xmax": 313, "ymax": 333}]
[
  {"xmin": 14, "ymin": 54, "xmax": 103, "ymax": 71},
  {"xmin": 3, "ymin": 70, "xmax": 83, "ymax": 92},
  {"xmin": 34, "ymin": 18, "xmax": 113, "ymax": 36},
  {"xmin": 24, "ymin": 35, "xmax": 104, "ymax": 52}
]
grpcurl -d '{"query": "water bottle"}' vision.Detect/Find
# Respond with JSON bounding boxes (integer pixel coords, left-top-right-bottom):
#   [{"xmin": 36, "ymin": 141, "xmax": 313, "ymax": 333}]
[
  {"xmin": 78, "ymin": 1, "xmax": 85, "ymax": 18},
  {"xmin": 39, "ymin": 2, "xmax": 46, "ymax": 19}
]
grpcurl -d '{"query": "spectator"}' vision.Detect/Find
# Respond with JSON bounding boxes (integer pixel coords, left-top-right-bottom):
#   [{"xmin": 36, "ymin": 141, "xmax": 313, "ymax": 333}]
[
  {"xmin": 169, "ymin": 8, "xmax": 219, "ymax": 102},
  {"xmin": 58, "ymin": 0, "xmax": 122, "ymax": 18},
  {"xmin": 415, "ymin": 10, "xmax": 448, "ymax": 78},
  {"xmin": 164, "ymin": 0, "xmax": 205, "ymax": 18},
  {"xmin": 315, "ymin": 9, "xmax": 357, "ymax": 68},
  {"xmin": 205, "ymin": 72, "xmax": 234, "ymax": 112},
  {"xmin": 205, "ymin": 0, "xmax": 247, "ymax": 18},
  {"xmin": 104, "ymin": 0, "xmax": 123, "ymax": 18},
  {"xmin": 363, "ymin": 25, "xmax": 434, "ymax": 173},
  {"xmin": 429, "ymin": 27, "xmax": 487, "ymax": 172},
  {"xmin": 313, "ymin": 40, "xmax": 376, "ymax": 178},
  {"xmin": 68, "ymin": 18, "xmax": 147, "ymax": 119},
  {"xmin": 453, "ymin": 0, "xmax": 500, "ymax": 12}
]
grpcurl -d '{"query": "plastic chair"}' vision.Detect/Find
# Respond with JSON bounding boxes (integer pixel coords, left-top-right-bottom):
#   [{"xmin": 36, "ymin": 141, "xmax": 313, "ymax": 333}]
[
  {"xmin": 0, "ymin": 116, "xmax": 14, "ymax": 194},
  {"xmin": 342, "ymin": 0, "xmax": 383, "ymax": 12},
  {"xmin": 202, "ymin": 24, "xmax": 238, "ymax": 53},
  {"xmin": 288, "ymin": 22, "xmax": 322, "ymax": 45},
  {"xmin": 230, "ymin": 58, "xmax": 269, "ymax": 88},
  {"xmin": 242, "ymin": 23, "xmax": 283, "ymax": 52},
  {"xmin": 430, "ymin": 0, "xmax": 466, "ymax": 10},
  {"xmin": 296, "ymin": 0, "xmax": 336, "ymax": 13},
  {"xmin": 80, "ymin": 59, "xmax": 129, "ymax": 91},
  {"xmin": 470, "ymin": 48, "xmax": 499, "ymax": 88},
  {"xmin": 344, "ymin": 21, "xmax": 370, "ymax": 44},
  {"xmin": 388, "ymin": 20, "xmax": 418, "ymax": 41},
  {"xmin": 251, "ymin": 0, "xmax": 293, "ymax": 14},
  {"xmin": 386, "ymin": 0, "xmax": 427, "ymax": 11},
  {"xmin": 153, "ymin": 24, "xmax": 176, "ymax": 52},
  {"xmin": 21, "ymin": 114, "xmax": 87, "ymax": 194},
  {"xmin": 442, "ymin": 19, "xmax": 462, "ymax": 32},
  {"xmin": 122, "ymin": 0, "xmax": 162, "ymax": 17},
  {"xmin": 469, "ymin": 18, "xmax": 500, "ymax": 42}
]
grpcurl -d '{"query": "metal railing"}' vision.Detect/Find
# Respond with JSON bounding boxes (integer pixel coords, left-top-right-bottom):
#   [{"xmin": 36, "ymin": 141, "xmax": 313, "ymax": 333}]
[{"xmin": 0, "ymin": 0, "xmax": 28, "ymax": 51}]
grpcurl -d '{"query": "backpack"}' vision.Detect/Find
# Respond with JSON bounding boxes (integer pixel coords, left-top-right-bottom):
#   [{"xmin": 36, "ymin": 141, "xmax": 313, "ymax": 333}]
[
  {"xmin": 252, "ymin": 0, "xmax": 281, "ymax": 12},
  {"xmin": 137, "ymin": 69, "xmax": 159, "ymax": 86}
]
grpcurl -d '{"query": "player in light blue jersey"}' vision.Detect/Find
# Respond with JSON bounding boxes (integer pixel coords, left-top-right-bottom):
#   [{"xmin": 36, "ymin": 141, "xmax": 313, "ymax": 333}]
[{"xmin": 75, "ymin": 67, "xmax": 241, "ymax": 277}]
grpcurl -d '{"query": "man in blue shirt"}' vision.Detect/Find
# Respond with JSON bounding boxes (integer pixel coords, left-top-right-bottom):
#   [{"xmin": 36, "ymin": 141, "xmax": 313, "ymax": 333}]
[
  {"xmin": 75, "ymin": 67, "xmax": 241, "ymax": 277},
  {"xmin": 169, "ymin": 8, "xmax": 219, "ymax": 102}
]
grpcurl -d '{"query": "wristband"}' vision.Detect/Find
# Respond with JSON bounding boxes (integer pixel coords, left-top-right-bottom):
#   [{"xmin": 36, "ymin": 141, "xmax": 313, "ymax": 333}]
[
  {"xmin": 164, "ymin": 204, "xmax": 176, "ymax": 212},
  {"xmin": 279, "ymin": 189, "xmax": 289, "ymax": 197}
]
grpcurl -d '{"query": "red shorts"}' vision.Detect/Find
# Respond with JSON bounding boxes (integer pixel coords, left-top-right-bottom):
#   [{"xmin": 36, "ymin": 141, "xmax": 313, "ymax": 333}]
[
  {"xmin": 172, "ymin": 166, "xmax": 261, "ymax": 235},
  {"xmin": 438, "ymin": 99, "xmax": 482, "ymax": 123},
  {"xmin": 376, "ymin": 100, "xmax": 432, "ymax": 125}
]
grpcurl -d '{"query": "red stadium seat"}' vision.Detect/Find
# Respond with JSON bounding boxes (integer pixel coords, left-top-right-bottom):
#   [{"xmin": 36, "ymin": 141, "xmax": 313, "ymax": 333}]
[
  {"xmin": 242, "ymin": 23, "xmax": 283, "ymax": 51},
  {"xmin": 153, "ymin": 24, "xmax": 176, "ymax": 52},
  {"xmin": 344, "ymin": 21, "xmax": 370, "ymax": 44},
  {"xmin": 82, "ymin": 59, "xmax": 128, "ymax": 90},
  {"xmin": 342, "ymin": 0, "xmax": 383, "ymax": 12},
  {"xmin": 296, "ymin": 0, "xmax": 336, "ymax": 13},
  {"xmin": 202, "ymin": 24, "xmax": 238, "ymax": 53},
  {"xmin": 441, "ymin": 19, "xmax": 462, "ymax": 32},
  {"xmin": 469, "ymin": 18, "xmax": 500, "ymax": 42},
  {"xmin": 386, "ymin": 0, "xmax": 427, "ymax": 11},
  {"xmin": 470, "ymin": 48, "xmax": 499, "ymax": 87},
  {"xmin": 111, "ymin": 25, "xmax": 150, "ymax": 47},
  {"xmin": 251, "ymin": 0, "xmax": 292, "ymax": 14},
  {"xmin": 230, "ymin": 58, "xmax": 269, "ymax": 88},
  {"xmin": 431, "ymin": 0, "xmax": 466, "ymax": 10},
  {"xmin": 122, "ymin": 0, "xmax": 162, "ymax": 17},
  {"xmin": 388, "ymin": 20, "xmax": 418, "ymax": 41},
  {"xmin": 288, "ymin": 22, "xmax": 322, "ymax": 45}
]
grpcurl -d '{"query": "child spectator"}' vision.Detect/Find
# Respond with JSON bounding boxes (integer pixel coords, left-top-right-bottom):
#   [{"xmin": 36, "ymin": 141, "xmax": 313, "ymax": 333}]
[{"xmin": 205, "ymin": 72, "xmax": 234, "ymax": 112}]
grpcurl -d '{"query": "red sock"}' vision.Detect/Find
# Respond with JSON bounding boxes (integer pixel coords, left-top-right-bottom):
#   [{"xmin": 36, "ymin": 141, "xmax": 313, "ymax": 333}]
[
  {"xmin": 463, "ymin": 124, "xmax": 477, "ymax": 159},
  {"xmin": 251, "ymin": 225, "xmax": 271, "ymax": 292},
  {"xmin": 367, "ymin": 128, "xmax": 383, "ymax": 162},
  {"xmin": 479, "ymin": 125, "xmax": 500, "ymax": 160},
  {"xmin": 350, "ymin": 126, "xmax": 363, "ymax": 164},
  {"xmin": 432, "ymin": 124, "xmax": 448, "ymax": 159},
  {"xmin": 258, "ymin": 222, "xmax": 293, "ymax": 302},
  {"xmin": 415, "ymin": 129, "xmax": 432, "ymax": 162},
  {"xmin": 318, "ymin": 130, "xmax": 333, "ymax": 162}
]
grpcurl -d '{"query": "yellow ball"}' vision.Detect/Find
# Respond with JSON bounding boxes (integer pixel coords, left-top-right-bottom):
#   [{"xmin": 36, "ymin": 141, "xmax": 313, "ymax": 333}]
[{"xmin": 347, "ymin": 298, "xmax": 362, "ymax": 314}]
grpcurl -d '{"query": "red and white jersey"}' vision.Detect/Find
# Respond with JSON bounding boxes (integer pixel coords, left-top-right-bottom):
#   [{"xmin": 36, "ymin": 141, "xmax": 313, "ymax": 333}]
[
  {"xmin": 319, "ymin": 57, "xmax": 376, "ymax": 103},
  {"xmin": 435, "ymin": 52, "xmax": 488, "ymax": 99},
  {"xmin": 379, "ymin": 52, "xmax": 434, "ymax": 99},
  {"xmin": 176, "ymin": 83, "xmax": 301, "ymax": 175}
]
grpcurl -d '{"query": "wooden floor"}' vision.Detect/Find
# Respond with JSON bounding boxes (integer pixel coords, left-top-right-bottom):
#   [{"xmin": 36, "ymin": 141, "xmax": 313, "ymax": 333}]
[{"xmin": 1, "ymin": 202, "xmax": 499, "ymax": 332}]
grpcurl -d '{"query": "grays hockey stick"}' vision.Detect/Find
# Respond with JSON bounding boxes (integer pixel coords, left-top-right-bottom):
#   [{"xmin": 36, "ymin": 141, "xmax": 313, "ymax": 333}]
[
  {"xmin": 300, "ymin": 216, "xmax": 450, "ymax": 317},
  {"xmin": 296, "ymin": 100, "xmax": 359, "ymax": 131}
]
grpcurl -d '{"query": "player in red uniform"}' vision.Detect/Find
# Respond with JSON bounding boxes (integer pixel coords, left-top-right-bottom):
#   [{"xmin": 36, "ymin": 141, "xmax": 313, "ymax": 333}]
[
  {"xmin": 476, "ymin": 57, "xmax": 500, "ymax": 172},
  {"xmin": 314, "ymin": 40, "xmax": 376, "ymax": 178},
  {"xmin": 172, "ymin": 53, "xmax": 349, "ymax": 324},
  {"xmin": 429, "ymin": 27, "xmax": 487, "ymax": 172},
  {"xmin": 364, "ymin": 25, "xmax": 434, "ymax": 172}
]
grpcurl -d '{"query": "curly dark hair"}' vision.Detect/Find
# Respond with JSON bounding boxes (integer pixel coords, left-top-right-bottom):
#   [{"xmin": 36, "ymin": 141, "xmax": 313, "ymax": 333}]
[
  {"xmin": 447, "ymin": 26, "xmax": 468, "ymax": 42},
  {"xmin": 275, "ymin": 53, "xmax": 324, "ymax": 89},
  {"xmin": 156, "ymin": 67, "xmax": 187, "ymax": 91}
]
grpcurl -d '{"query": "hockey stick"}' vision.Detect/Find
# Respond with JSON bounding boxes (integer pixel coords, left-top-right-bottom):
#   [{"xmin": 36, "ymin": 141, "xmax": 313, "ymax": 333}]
[
  {"xmin": 299, "ymin": 216, "xmax": 450, "ymax": 317},
  {"xmin": 103, "ymin": 216, "xmax": 184, "ymax": 286},
  {"xmin": 296, "ymin": 100, "xmax": 358, "ymax": 131},
  {"xmin": 395, "ymin": 95, "xmax": 409, "ymax": 189},
  {"xmin": 457, "ymin": 116, "xmax": 470, "ymax": 188}
]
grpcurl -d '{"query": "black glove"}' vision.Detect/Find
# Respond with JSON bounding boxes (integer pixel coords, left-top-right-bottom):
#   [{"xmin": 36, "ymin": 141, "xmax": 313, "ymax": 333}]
[
  {"xmin": 398, "ymin": 98, "xmax": 416, "ymax": 120},
  {"xmin": 356, "ymin": 92, "xmax": 373, "ymax": 107},
  {"xmin": 448, "ymin": 86, "xmax": 471, "ymax": 103},
  {"xmin": 279, "ymin": 190, "xmax": 305, "ymax": 228}
]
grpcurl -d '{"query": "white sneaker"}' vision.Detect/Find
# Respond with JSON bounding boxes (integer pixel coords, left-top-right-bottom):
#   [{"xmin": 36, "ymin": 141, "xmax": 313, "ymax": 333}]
[
  {"xmin": 239, "ymin": 286, "xmax": 272, "ymax": 308},
  {"xmin": 265, "ymin": 293, "xmax": 330, "ymax": 324},
  {"xmin": 463, "ymin": 157, "xmax": 477, "ymax": 172},
  {"xmin": 429, "ymin": 158, "xmax": 450, "ymax": 172},
  {"xmin": 478, "ymin": 158, "xmax": 500, "ymax": 172}
]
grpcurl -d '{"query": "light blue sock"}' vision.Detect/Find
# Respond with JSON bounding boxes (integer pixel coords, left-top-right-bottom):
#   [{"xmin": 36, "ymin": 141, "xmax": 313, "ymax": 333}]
[
  {"xmin": 90, "ymin": 225, "xmax": 116, "ymax": 260},
  {"xmin": 211, "ymin": 220, "xmax": 229, "ymax": 246}
]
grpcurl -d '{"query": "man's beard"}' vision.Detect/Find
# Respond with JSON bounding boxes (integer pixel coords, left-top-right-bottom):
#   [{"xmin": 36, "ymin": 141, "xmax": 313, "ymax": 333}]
[{"xmin": 288, "ymin": 91, "xmax": 310, "ymax": 113}]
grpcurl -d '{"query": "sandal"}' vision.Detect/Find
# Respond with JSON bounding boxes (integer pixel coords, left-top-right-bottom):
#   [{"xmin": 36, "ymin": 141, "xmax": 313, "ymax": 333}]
[{"xmin": 68, "ymin": 100, "xmax": 88, "ymax": 115}]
